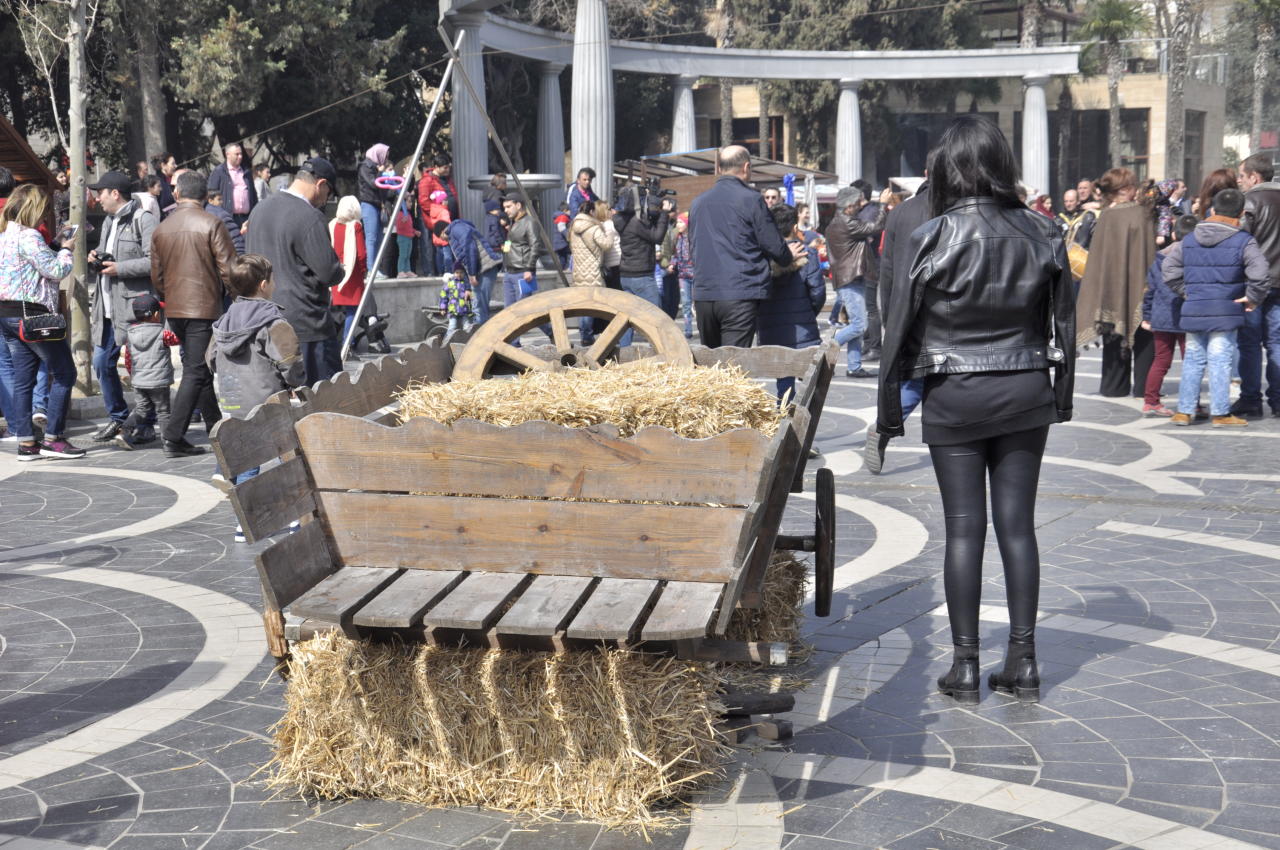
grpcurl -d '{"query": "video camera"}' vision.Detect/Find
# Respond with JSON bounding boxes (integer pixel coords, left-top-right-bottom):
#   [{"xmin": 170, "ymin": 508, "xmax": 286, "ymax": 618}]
[
  {"xmin": 616, "ymin": 177, "xmax": 676, "ymax": 220},
  {"xmin": 88, "ymin": 252, "xmax": 114, "ymax": 274}
]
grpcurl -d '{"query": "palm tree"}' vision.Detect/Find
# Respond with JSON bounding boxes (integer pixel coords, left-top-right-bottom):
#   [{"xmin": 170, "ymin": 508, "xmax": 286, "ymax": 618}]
[
  {"xmin": 1164, "ymin": 0, "xmax": 1200, "ymax": 180},
  {"xmin": 1078, "ymin": 0, "xmax": 1149, "ymax": 168}
]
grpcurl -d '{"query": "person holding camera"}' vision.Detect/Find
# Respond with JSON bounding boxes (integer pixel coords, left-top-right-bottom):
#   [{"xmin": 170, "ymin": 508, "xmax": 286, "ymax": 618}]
[
  {"xmin": 88, "ymin": 170, "xmax": 158, "ymax": 443},
  {"xmin": 615, "ymin": 186, "xmax": 673, "ymax": 346},
  {"xmin": 0, "ymin": 184, "xmax": 83, "ymax": 459}
]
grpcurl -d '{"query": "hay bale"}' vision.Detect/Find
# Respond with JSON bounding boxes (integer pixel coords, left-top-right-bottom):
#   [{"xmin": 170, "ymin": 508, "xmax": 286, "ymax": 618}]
[
  {"xmin": 268, "ymin": 634, "xmax": 728, "ymax": 828},
  {"xmin": 396, "ymin": 361, "xmax": 783, "ymax": 438},
  {"xmin": 725, "ymin": 551, "xmax": 809, "ymax": 645}
]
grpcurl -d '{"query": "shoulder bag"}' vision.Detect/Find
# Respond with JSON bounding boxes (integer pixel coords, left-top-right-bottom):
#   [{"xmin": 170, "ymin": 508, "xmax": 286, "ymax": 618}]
[{"xmin": 18, "ymin": 300, "xmax": 67, "ymax": 343}]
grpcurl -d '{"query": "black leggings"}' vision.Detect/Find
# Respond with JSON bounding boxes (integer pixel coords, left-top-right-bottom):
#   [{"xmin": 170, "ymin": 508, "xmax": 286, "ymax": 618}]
[{"xmin": 928, "ymin": 425, "xmax": 1049, "ymax": 647}]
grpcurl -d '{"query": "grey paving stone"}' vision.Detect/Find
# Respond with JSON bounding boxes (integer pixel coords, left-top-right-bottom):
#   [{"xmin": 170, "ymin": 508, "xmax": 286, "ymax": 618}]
[
  {"xmin": 931, "ymin": 806, "xmax": 1038, "ymax": 840},
  {"xmin": 885, "ymin": 827, "xmax": 1006, "ymax": 850},
  {"xmin": 390, "ymin": 810, "xmax": 506, "ymax": 845},
  {"xmin": 994, "ymin": 822, "xmax": 1119, "ymax": 850},
  {"xmin": 827, "ymin": 809, "xmax": 925, "ymax": 846},
  {"xmin": 499, "ymin": 822, "xmax": 600, "ymax": 849}
]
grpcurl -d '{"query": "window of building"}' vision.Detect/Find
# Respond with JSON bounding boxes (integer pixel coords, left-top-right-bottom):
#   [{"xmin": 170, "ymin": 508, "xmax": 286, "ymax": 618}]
[{"xmin": 706, "ymin": 117, "xmax": 785, "ymax": 159}]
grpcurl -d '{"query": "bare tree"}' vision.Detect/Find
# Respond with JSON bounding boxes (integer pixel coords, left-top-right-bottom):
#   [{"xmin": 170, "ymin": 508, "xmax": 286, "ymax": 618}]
[
  {"xmin": 706, "ymin": 0, "xmax": 735, "ymax": 146},
  {"xmin": 2, "ymin": 0, "xmax": 104, "ymax": 392}
]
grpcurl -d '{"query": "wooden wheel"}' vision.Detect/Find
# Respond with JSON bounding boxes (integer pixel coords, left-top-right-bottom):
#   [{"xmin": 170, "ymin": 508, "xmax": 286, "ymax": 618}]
[{"xmin": 451, "ymin": 287, "xmax": 694, "ymax": 381}]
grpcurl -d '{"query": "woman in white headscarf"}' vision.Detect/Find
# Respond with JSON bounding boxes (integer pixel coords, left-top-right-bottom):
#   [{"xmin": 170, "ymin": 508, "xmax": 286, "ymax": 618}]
[
  {"xmin": 330, "ymin": 195, "xmax": 367, "ymax": 354},
  {"xmin": 356, "ymin": 143, "xmax": 391, "ymax": 281}
]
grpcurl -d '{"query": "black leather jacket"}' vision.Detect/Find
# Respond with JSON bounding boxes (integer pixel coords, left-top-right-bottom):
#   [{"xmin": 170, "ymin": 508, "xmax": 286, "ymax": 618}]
[
  {"xmin": 876, "ymin": 197, "xmax": 1076, "ymax": 437},
  {"xmin": 1243, "ymin": 182, "xmax": 1280, "ymax": 293}
]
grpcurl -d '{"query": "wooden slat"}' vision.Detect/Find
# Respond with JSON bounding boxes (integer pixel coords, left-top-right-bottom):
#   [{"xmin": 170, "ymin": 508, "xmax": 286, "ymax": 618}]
[
  {"xmin": 792, "ymin": 347, "xmax": 836, "ymax": 492},
  {"xmin": 640, "ymin": 581, "xmax": 723, "ymax": 641},
  {"xmin": 254, "ymin": 520, "xmax": 337, "ymax": 611},
  {"xmin": 318, "ymin": 492, "xmax": 745, "ymax": 582},
  {"xmin": 692, "ymin": 344, "xmax": 823, "ymax": 379},
  {"xmin": 302, "ymin": 344, "xmax": 452, "ymax": 418},
  {"xmin": 422, "ymin": 572, "xmax": 528, "ymax": 630},
  {"xmin": 297, "ymin": 414, "xmax": 770, "ymax": 506},
  {"xmin": 565, "ymin": 578, "xmax": 660, "ymax": 641},
  {"xmin": 351, "ymin": 569, "xmax": 465, "ymax": 629},
  {"xmin": 288, "ymin": 567, "xmax": 402, "ymax": 634},
  {"xmin": 496, "ymin": 575, "xmax": 595, "ymax": 637},
  {"xmin": 230, "ymin": 456, "xmax": 315, "ymax": 542},
  {"xmin": 210, "ymin": 399, "xmax": 299, "ymax": 479}
]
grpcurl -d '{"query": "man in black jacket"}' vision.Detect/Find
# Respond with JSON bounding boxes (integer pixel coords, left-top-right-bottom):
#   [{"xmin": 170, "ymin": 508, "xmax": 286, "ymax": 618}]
[
  {"xmin": 864, "ymin": 183, "xmax": 930, "ymax": 474},
  {"xmin": 245, "ymin": 157, "xmax": 345, "ymax": 385},
  {"xmin": 1235, "ymin": 153, "xmax": 1280, "ymax": 417},
  {"xmin": 689, "ymin": 146, "xmax": 802, "ymax": 347}
]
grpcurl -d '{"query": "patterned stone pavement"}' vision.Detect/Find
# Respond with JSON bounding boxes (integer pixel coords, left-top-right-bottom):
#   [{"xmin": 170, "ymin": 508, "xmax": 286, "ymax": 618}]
[{"xmin": 1, "ymin": 347, "xmax": 1279, "ymax": 850}]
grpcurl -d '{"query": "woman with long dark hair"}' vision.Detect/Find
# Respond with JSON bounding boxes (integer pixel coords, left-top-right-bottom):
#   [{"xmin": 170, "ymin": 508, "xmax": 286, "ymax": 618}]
[
  {"xmin": 878, "ymin": 116, "xmax": 1075, "ymax": 704},
  {"xmin": 1077, "ymin": 167, "xmax": 1155, "ymax": 396}
]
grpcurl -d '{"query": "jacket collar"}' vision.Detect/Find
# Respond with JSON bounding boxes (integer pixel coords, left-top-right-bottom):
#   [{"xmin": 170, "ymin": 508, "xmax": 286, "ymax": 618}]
[{"xmin": 944, "ymin": 196, "xmax": 1002, "ymax": 213}]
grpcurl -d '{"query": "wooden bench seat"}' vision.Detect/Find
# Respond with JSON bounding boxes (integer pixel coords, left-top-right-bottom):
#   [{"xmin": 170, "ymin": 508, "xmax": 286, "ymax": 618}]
[{"xmin": 284, "ymin": 565, "xmax": 726, "ymax": 646}]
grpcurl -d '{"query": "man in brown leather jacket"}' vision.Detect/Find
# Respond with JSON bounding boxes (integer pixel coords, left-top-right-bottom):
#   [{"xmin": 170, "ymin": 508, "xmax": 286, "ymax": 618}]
[
  {"xmin": 150, "ymin": 170, "xmax": 236, "ymax": 456},
  {"xmin": 824, "ymin": 184, "xmax": 891, "ymax": 377}
]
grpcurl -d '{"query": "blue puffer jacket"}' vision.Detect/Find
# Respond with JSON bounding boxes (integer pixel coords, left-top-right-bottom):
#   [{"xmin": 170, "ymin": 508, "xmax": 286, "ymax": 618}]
[
  {"xmin": 1163, "ymin": 221, "xmax": 1270, "ymax": 333},
  {"xmin": 1141, "ymin": 251, "xmax": 1182, "ymax": 333},
  {"xmin": 757, "ymin": 243, "xmax": 824, "ymax": 348}
]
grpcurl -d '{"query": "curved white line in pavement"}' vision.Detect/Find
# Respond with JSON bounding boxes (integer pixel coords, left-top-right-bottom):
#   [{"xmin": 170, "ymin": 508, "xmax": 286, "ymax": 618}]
[
  {"xmin": 795, "ymin": 492, "xmax": 931, "ymax": 608},
  {"xmin": 927, "ymin": 603, "xmax": 1280, "ymax": 678},
  {"xmin": 0, "ymin": 565, "xmax": 265, "ymax": 790},
  {"xmin": 683, "ymin": 764, "xmax": 785, "ymax": 850},
  {"xmin": 0, "ymin": 464, "xmax": 225, "ymax": 562},
  {"xmin": 755, "ymin": 751, "xmax": 1263, "ymax": 850},
  {"xmin": 1101, "ymin": 520, "xmax": 1280, "ymax": 561}
]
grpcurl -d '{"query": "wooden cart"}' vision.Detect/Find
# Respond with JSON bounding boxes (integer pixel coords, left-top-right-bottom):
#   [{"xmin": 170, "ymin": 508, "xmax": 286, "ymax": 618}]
[{"xmin": 211, "ymin": 290, "xmax": 838, "ymax": 663}]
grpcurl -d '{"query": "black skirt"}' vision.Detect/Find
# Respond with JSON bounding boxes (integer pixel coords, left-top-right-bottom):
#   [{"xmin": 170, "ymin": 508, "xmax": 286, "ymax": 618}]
[{"xmin": 921, "ymin": 369, "xmax": 1056, "ymax": 445}]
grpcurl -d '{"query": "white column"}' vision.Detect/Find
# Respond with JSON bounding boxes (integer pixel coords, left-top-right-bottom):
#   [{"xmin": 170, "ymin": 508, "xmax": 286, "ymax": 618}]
[
  {"xmin": 451, "ymin": 12, "xmax": 487, "ymax": 225},
  {"xmin": 537, "ymin": 63, "xmax": 567, "ymax": 239},
  {"xmin": 571, "ymin": 0, "xmax": 614, "ymax": 203},
  {"xmin": 1021, "ymin": 74, "xmax": 1051, "ymax": 198},
  {"xmin": 835, "ymin": 79, "xmax": 863, "ymax": 186},
  {"xmin": 671, "ymin": 74, "xmax": 697, "ymax": 153}
]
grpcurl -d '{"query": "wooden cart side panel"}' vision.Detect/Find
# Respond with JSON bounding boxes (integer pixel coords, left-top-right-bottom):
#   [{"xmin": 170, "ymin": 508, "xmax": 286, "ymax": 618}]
[
  {"xmin": 228, "ymin": 456, "xmax": 316, "ymax": 543},
  {"xmin": 715, "ymin": 406, "xmax": 810, "ymax": 630},
  {"xmin": 254, "ymin": 519, "xmax": 339, "ymax": 612},
  {"xmin": 295, "ymin": 415, "xmax": 772, "ymax": 506},
  {"xmin": 301, "ymin": 344, "xmax": 453, "ymax": 419},
  {"xmin": 317, "ymin": 491, "xmax": 745, "ymax": 582},
  {"xmin": 791, "ymin": 343, "xmax": 837, "ymax": 492},
  {"xmin": 691, "ymin": 344, "xmax": 823, "ymax": 379},
  {"xmin": 209, "ymin": 398, "xmax": 299, "ymax": 480}
]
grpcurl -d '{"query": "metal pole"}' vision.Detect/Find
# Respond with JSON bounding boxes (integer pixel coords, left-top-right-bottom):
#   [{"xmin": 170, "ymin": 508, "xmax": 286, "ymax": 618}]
[
  {"xmin": 341, "ymin": 31, "xmax": 464, "ymax": 360},
  {"xmin": 436, "ymin": 24, "xmax": 570, "ymax": 289}
]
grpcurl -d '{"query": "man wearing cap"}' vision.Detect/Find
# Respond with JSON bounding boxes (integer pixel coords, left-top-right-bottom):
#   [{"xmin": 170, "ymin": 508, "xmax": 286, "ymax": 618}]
[
  {"xmin": 88, "ymin": 170, "xmax": 158, "ymax": 443},
  {"xmin": 245, "ymin": 157, "xmax": 345, "ymax": 385},
  {"xmin": 150, "ymin": 170, "xmax": 237, "ymax": 456}
]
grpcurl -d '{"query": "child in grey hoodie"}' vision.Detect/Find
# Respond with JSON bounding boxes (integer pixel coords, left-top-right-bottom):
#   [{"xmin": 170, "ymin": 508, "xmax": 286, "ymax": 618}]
[
  {"xmin": 211, "ymin": 254, "xmax": 305, "ymax": 542},
  {"xmin": 212, "ymin": 254, "xmax": 304, "ymax": 424},
  {"xmin": 116, "ymin": 293, "xmax": 173, "ymax": 450}
]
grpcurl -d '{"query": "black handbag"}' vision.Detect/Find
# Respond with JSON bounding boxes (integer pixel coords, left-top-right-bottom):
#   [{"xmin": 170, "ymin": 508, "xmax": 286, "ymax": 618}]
[{"xmin": 18, "ymin": 301, "xmax": 67, "ymax": 343}]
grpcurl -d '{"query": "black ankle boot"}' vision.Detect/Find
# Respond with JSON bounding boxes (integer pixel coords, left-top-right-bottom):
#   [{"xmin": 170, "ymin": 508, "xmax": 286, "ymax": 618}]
[
  {"xmin": 989, "ymin": 639, "xmax": 1040, "ymax": 703},
  {"xmin": 937, "ymin": 644, "xmax": 980, "ymax": 705}
]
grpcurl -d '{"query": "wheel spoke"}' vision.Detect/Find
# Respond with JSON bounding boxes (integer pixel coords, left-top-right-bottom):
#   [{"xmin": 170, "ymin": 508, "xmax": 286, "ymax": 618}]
[
  {"xmin": 585, "ymin": 313, "xmax": 630, "ymax": 364},
  {"xmin": 549, "ymin": 307, "xmax": 572, "ymax": 356},
  {"xmin": 493, "ymin": 341, "xmax": 553, "ymax": 372}
]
